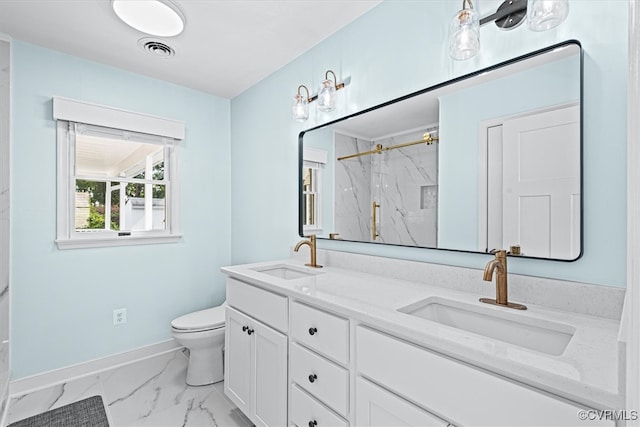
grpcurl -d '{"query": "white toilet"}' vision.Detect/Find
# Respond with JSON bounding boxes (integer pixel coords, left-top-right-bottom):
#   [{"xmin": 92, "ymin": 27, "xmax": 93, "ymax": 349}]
[{"xmin": 171, "ymin": 301, "xmax": 227, "ymax": 386}]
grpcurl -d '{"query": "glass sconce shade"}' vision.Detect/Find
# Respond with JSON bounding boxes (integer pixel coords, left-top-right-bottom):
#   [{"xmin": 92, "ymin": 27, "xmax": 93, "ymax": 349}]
[
  {"xmin": 292, "ymin": 94, "xmax": 309, "ymax": 122},
  {"xmin": 317, "ymin": 80, "xmax": 337, "ymax": 112},
  {"xmin": 527, "ymin": 0, "xmax": 569, "ymax": 32},
  {"xmin": 449, "ymin": 8, "xmax": 480, "ymax": 61}
]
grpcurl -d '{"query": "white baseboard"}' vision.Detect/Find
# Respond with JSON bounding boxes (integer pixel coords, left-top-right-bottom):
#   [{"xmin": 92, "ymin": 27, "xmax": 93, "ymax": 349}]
[{"xmin": 9, "ymin": 339, "xmax": 181, "ymax": 397}]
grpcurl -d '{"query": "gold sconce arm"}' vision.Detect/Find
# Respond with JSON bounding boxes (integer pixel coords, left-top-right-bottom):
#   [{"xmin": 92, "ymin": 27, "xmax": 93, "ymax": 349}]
[
  {"xmin": 325, "ymin": 70, "xmax": 345, "ymax": 91},
  {"xmin": 297, "ymin": 84, "xmax": 312, "ymax": 103},
  {"xmin": 294, "ymin": 70, "xmax": 348, "ymax": 104}
]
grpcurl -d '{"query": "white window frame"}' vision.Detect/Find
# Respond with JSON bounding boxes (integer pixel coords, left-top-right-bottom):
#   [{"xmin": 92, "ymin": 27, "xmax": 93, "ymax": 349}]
[
  {"xmin": 53, "ymin": 97, "xmax": 184, "ymax": 249},
  {"xmin": 302, "ymin": 147, "xmax": 327, "ymax": 235}
]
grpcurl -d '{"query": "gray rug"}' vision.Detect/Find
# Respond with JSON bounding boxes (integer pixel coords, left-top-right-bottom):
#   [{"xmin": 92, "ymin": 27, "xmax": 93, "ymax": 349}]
[{"xmin": 8, "ymin": 395, "xmax": 109, "ymax": 427}]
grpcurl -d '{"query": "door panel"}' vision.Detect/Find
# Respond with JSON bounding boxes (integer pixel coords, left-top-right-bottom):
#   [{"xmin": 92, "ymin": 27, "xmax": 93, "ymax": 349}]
[
  {"xmin": 253, "ymin": 318, "xmax": 287, "ymax": 427},
  {"xmin": 224, "ymin": 307, "xmax": 252, "ymax": 414},
  {"xmin": 494, "ymin": 105, "xmax": 580, "ymax": 258}
]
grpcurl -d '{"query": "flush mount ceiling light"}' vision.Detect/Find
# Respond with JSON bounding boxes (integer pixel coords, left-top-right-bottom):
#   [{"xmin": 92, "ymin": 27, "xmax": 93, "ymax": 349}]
[
  {"xmin": 112, "ymin": 0, "xmax": 185, "ymax": 37},
  {"xmin": 292, "ymin": 70, "xmax": 348, "ymax": 122},
  {"xmin": 449, "ymin": 0, "xmax": 569, "ymax": 60}
]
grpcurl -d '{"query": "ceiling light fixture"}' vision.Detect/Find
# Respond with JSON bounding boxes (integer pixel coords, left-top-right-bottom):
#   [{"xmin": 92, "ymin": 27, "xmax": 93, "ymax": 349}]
[
  {"xmin": 112, "ymin": 0, "xmax": 185, "ymax": 37},
  {"xmin": 449, "ymin": 0, "xmax": 569, "ymax": 60},
  {"xmin": 292, "ymin": 70, "xmax": 348, "ymax": 122}
]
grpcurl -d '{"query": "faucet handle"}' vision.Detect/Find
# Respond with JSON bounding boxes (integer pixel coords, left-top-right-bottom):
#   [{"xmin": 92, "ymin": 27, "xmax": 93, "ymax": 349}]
[
  {"xmin": 488, "ymin": 248, "xmax": 507, "ymax": 257},
  {"xmin": 508, "ymin": 245, "xmax": 522, "ymax": 255}
]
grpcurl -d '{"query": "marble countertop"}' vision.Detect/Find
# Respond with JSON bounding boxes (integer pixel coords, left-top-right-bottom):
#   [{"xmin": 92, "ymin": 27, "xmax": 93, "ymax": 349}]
[{"xmin": 221, "ymin": 258, "xmax": 623, "ymax": 410}]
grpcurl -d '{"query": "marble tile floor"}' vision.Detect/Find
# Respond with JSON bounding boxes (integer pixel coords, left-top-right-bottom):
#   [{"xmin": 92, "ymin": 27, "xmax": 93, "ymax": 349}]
[{"xmin": 4, "ymin": 349, "xmax": 253, "ymax": 427}]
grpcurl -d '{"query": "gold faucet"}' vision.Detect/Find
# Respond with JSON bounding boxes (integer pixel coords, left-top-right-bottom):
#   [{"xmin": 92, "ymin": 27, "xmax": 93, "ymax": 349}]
[
  {"xmin": 294, "ymin": 235, "xmax": 322, "ymax": 268},
  {"xmin": 480, "ymin": 250, "xmax": 526, "ymax": 310}
]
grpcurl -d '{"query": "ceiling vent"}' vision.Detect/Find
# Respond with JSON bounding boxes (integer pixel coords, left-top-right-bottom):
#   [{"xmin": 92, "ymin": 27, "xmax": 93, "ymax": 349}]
[{"xmin": 138, "ymin": 38, "xmax": 175, "ymax": 58}]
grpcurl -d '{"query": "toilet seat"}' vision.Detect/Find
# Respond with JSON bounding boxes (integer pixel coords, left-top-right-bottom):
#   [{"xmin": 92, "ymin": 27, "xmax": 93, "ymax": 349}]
[{"xmin": 171, "ymin": 305, "xmax": 225, "ymax": 332}]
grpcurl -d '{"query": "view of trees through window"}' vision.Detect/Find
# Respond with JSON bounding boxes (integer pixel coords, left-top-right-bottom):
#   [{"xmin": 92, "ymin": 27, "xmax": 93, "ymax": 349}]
[{"xmin": 76, "ymin": 162, "xmax": 165, "ymax": 231}]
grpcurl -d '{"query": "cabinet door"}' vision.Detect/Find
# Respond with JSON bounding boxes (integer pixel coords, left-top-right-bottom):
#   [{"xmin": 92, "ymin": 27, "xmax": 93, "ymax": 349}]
[
  {"xmin": 253, "ymin": 318, "xmax": 288, "ymax": 427},
  {"xmin": 356, "ymin": 377, "xmax": 448, "ymax": 427},
  {"xmin": 224, "ymin": 307, "xmax": 253, "ymax": 415}
]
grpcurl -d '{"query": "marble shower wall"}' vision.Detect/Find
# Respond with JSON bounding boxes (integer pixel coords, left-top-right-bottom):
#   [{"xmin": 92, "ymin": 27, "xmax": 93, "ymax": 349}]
[
  {"xmin": 334, "ymin": 133, "xmax": 372, "ymax": 241},
  {"xmin": 373, "ymin": 128, "xmax": 438, "ymax": 246},
  {"xmin": 0, "ymin": 37, "xmax": 10, "ymax": 419},
  {"xmin": 334, "ymin": 128, "xmax": 438, "ymax": 246}
]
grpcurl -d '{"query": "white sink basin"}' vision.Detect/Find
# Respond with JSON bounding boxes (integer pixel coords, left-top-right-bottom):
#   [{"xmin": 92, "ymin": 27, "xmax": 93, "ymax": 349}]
[
  {"xmin": 252, "ymin": 264, "xmax": 320, "ymax": 280},
  {"xmin": 398, "ymin": 297, "xmax": 575, "ymax": 356}
]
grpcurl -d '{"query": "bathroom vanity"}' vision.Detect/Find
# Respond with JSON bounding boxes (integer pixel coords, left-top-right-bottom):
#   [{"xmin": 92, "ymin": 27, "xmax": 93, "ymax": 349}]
[{"xmin": 221, "ymin": 252, "xmax": 623, "ymax": 427}]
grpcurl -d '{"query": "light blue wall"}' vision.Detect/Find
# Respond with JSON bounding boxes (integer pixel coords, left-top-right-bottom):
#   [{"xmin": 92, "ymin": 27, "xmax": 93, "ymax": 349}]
[
  {"xmin": 11, "ymin": 41, "xmax": 231, "ymax": 379},
  {"xmin": 8, "ymin": 0, "xmax": 630, "ymax": 380},
  {"xmin": 231, "ymin": 0, "xmax": 628, "ymax": 287},
  {"xmin": 438, "ymin": 54, "xmax": 580, "ymax": 251}
]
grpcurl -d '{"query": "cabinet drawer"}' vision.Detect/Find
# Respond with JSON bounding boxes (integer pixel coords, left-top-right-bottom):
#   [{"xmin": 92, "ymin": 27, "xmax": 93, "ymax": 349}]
[
  {"xmin": 290, "ymin": 343, "xmax": 349, "ymax": 416},
  {"xmin": 356, "ymin": 326, "xmax": 612, "ymax": 427},
  {"xmin": 227, "ymin": 277, "xmax": 288, "ymax": 333},
  {"xmin": 356, "ymin": 377, "xmax": 449, "ymax": 427},
  {"xmin": 291, "ymin": 301, "xmax": 349, "ymax": 365},
  {"xmin": 290, "ymin": 384, "xmax": 348, "ymax": 427}
]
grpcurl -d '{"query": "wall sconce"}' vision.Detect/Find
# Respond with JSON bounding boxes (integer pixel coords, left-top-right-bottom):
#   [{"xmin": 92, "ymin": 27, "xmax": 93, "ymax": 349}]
[
  {"xmin": 449, "ymin": 0, "xmax": 569, "ymax": 61},
  {"xmin": 292, "ymin": 70, "xmax": 347, "ymax": 122},
  {"xmin": 449, "ymin": 0, "xmax": 481, "ymax": 61},
  {"xmin": 293, "ymin": 85, "xmax": 310, "ymax": 122}
]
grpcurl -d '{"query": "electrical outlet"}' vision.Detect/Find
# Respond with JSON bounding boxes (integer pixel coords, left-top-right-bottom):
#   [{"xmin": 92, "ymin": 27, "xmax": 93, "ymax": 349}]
[{"xmin": 113, "ymin": 308, "xmax": 127, "ymax": 325}]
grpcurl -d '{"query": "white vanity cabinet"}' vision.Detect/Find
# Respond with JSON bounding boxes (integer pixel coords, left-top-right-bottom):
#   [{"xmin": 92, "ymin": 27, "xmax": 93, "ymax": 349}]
[
  {"xmin": 222, "ymin": 263, "xmax": 618, "ymax": 427},
  {"xmin": 356, "ymin": 325, "xmax": 614, "ymax": 427},
  {"xmin": 289, "ymin": 301, "xmax": 351, "ymax": 427},
  {"xmin": 224, "ymin": 278, "xmax": 288, "ymax": 427}
]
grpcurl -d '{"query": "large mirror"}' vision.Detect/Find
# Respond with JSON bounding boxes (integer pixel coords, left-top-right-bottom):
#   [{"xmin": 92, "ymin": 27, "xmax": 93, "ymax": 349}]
[{"xmin": 299, "ymin": 41, "xmax": 582, "ymax": 261}]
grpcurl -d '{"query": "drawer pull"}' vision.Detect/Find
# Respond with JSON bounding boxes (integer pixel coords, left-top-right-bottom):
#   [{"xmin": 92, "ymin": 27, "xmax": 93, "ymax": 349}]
[
  {"xmin": 308, "ymin": 421, "xmax": 318, "ymax": 427},
  {"xmin": 308, "ymin": 373, "xmax": 317, "ymax": 383},
  {"xmin": 308, "ymin": 327, "xmax": 318, "ymax": 336}
]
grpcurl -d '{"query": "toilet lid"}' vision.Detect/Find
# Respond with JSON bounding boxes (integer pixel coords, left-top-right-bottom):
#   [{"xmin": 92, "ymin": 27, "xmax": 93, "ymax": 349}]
[{"xmin": 171, "ymin": 305, "xmax": 225, "ymax": 331}]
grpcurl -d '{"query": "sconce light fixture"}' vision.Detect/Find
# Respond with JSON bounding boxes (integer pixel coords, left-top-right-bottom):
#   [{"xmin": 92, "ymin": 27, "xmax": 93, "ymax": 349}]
[
  {"xmin": 449, "ymin": 0, "xmax": 569, "ymax": 60},
  {"xmin": 449, "ymin": 0, "xmax": 481, "ymax": 61},
  {"xmin": 292, "ymin": 70, "xmax": 347, "ymax": 122},
  {"xmin": 293, "ymin": 85, "xmax": 311, "ymax": 122}
]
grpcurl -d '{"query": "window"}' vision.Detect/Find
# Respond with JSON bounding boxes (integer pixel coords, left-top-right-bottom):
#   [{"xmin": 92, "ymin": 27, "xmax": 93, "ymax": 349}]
[
  {"xmin": 54, "ymin": 97, "xmax": 184, "ymax": 249},
  {"xmin": 302, "ymin": 147, "xmax": 327, "ymax": 235},
  {"xmin": 302, "ymin": 163, "xmax": 321, "ymax": 232}
]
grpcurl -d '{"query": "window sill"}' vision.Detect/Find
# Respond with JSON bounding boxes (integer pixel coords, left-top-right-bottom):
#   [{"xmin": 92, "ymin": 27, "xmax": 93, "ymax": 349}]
[
  {"xmin": 303, "ymin": 227, "xmax": 323, "ymax": 235},
  {"xmin": 56, "ymin": 234, "xmax": 183, "ymax": 250}
]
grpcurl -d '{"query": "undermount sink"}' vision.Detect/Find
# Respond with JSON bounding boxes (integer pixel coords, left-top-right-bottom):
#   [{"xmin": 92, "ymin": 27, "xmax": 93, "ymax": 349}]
[
  {"xmin": 251, "ymin": 264, "xmax": 320, "ymax": 280},
  {"xmin": 398, "ymin": 297, "xmax": 575, "ymax": 356}
]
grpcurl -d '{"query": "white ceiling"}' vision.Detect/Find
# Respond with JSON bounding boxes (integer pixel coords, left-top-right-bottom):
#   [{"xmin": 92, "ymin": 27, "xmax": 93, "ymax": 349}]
[{"xmin": 0, "ymin": 0, "xmax": 382, "ymax": 99}]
